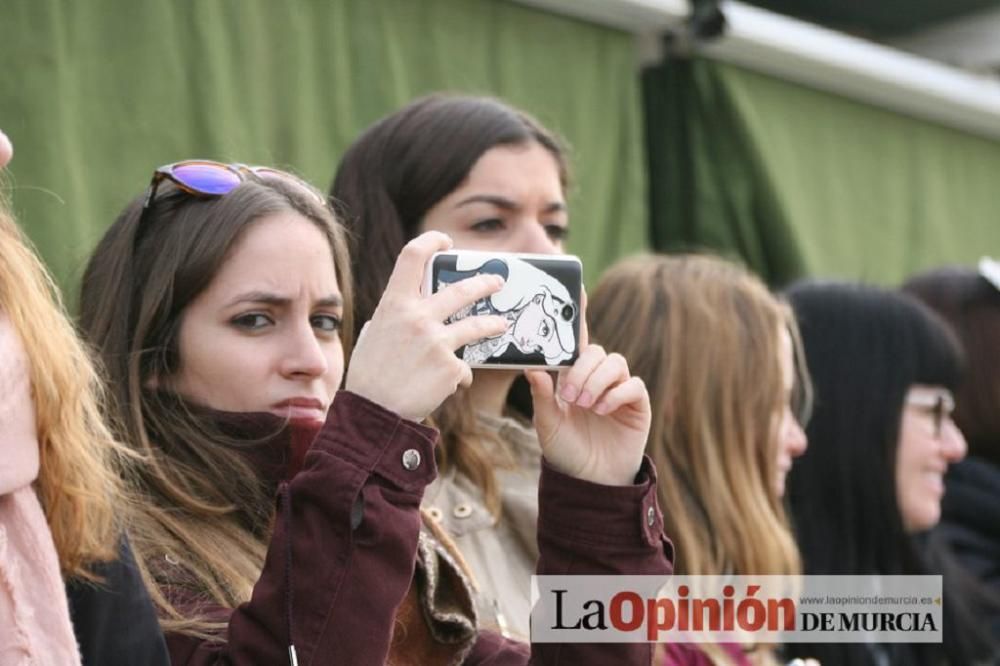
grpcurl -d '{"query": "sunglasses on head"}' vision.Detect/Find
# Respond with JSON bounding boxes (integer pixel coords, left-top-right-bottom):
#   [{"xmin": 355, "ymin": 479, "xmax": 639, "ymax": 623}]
[{"xmin": 142, "ymin": 160, "xmax": 326, "ymax": 210}]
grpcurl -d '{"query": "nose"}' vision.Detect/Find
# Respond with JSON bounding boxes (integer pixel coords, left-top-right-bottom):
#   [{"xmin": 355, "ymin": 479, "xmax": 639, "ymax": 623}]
[
  {"xmin": 784, "ymin": 412, "xmax": 808, "ymax": 459},
  {"xmin": 941, "ymin": 420, "xmax": 967, "ymax": 464},
  {"xmin": 518, "ymin": 220, "xmax": 560, "ymax": 255},
  {"xmin": 279, "ymin": 322, "xmax": 329, "ymax": 380}
]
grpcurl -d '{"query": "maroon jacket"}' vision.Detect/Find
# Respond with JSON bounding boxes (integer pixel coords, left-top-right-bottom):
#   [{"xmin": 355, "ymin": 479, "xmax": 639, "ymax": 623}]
[{"xmin": 166, "ymin": 390, "xmax": 673, "ymax": 665}]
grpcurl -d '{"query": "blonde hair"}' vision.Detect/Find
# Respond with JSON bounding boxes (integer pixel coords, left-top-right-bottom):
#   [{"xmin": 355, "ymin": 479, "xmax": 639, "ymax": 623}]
[
  {"xmin": 590, "ymin": 254, "xmax": 808, "ymax": 665},
  {"xmin": 0, "ymin": 196, "xmax": 132, "ymax": 580}
]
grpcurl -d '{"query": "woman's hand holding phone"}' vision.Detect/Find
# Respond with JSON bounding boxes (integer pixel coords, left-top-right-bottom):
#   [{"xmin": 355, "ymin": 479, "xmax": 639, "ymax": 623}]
[
  {"xmin": 346, "ymin": 232, "xmax": 508, "ymax": 422},
  {"xmin": 525, "ymin": 291, "xmax": 651, "ymax": 486}
]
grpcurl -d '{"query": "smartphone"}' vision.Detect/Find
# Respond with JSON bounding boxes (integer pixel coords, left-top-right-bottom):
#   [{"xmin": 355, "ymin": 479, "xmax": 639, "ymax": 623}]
[{"xmin": 423, "ymin": 251, "xmax": 583, "ymax": 369}]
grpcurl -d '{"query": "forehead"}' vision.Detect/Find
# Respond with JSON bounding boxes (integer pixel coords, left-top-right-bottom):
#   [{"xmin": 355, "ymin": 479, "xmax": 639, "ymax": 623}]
[
  {"xmin": 205, "ymin": 211, "xmax": 340, "ymax": 298},
  {"xmin": 458, "ymin": 142, "xmax": 563, "ymax": 198}
]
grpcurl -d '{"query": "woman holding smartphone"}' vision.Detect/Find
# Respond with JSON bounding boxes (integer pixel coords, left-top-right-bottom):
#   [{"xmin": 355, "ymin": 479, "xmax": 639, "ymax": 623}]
[
  {"xmin": 330, "ymin": 94, "xmax": 645, "ymax": 638},
  {"xmin": 80, "ymin": 159, "xmax": 671, "ymax": 664}
]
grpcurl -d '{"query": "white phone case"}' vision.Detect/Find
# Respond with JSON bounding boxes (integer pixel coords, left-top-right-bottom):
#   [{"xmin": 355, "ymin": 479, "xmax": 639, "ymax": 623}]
[{"xmin": 423, "ymin": 251, "xmax": 583, "ymax": 370}]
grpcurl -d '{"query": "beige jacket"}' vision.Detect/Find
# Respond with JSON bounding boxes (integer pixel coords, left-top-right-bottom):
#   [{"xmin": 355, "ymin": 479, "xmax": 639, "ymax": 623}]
[{"xmin": 422, "ymin": 413, "xmax": 541, "ymax": 641}]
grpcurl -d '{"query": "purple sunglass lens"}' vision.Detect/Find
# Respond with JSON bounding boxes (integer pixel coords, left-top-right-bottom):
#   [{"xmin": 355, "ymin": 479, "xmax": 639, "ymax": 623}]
[{"xmin": 171, "ymin": 163, "xmax": 242, "ymax": 195}]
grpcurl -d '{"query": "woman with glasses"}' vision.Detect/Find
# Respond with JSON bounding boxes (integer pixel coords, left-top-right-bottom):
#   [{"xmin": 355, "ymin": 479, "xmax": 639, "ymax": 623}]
[
  {"xmin": 588, "ymin": 254, "xmax": 812, "ymax": 666},
  {"xmin": 79, "ymin": 160, "xmax": 672, "ymax": 664},
  {"xmin": 782, "ymin": 281, "xmax": 997, "ymax": 665},
  {"xmin": 903, "ymin": 262, "xmax": 1000, "ymax": 641}
]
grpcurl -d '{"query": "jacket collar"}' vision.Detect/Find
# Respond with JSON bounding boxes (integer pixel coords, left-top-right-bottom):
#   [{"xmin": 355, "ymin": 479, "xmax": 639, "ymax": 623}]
[{"xmin": 155, "ymin": 395, "xmax": 323, "ymax": 484}]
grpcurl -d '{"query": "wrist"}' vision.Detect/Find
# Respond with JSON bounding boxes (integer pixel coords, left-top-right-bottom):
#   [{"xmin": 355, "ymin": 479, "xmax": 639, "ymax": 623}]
[{"xmin": 544, "ymin": 458, "xmax": 641, "ymax": 487}]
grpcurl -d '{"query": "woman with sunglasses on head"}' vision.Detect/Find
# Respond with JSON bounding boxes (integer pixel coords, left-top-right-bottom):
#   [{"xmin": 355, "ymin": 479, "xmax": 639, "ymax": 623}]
[
  {"xmin": 782, "ymin": 281, "xmax": 998, "ymax": 665},
  {"xmin": 330, "ymin": 94, "xmax": 663, "ymax": 639},
  {"xmin": 0, "ymin": 132, "xmax": 168, "ymax": 665},
  {"xmin": 588, "ymin": 254, "xmax": 812, "ymax": 666},
  {"xmin": 80, "ymin": 160, "xmax": 672, "ymax": 665}
]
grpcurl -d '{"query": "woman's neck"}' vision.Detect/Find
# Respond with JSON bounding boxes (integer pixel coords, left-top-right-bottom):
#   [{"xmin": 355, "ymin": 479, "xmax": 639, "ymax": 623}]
[{"xmin": 467, "ymin": 369, "xmax": 519, "ymax": 418}]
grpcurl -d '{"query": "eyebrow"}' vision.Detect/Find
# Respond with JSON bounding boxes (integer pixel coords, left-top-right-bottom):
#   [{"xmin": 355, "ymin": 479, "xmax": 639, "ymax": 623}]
[
  {"xmin": 225, "ymin": 291, "xmax": 343, "ymax": 309},
  {"xmin": 455, "ymin": 194, "xmax": 566, "ymax": 215}
]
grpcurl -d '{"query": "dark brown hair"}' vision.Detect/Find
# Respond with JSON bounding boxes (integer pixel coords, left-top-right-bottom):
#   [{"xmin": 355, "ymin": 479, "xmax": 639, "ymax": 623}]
[
  {"xmin": 79, "ymin": 174, "xmax": 352, "ymax": 636},
  {"xmin": 329, "ymin": 93, "xmax": 568, "ymax": 514}
]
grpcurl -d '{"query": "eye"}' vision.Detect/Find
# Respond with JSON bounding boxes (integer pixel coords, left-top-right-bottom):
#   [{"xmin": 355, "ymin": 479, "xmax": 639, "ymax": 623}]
[
  {"xmin": 231, "ymin": 313, "xmax": 273, "ymax": 330},
  {"xmin": 538, "ymin": 321, "xmax": 551, "ymax": 337},
  {"xmin": 470, "ymin": 218, "xmax": 505, "ymax": 233},
  {"xmin": 311, "ymin": 314, "xmax": 342, "ymax": 334},
  {"xmin": 544, "ymin": 224, "xmax": 569, "ymax": 241}
]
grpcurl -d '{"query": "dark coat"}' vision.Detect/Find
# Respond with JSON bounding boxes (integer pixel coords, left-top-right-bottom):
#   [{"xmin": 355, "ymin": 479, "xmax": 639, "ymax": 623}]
[
  {"xmin": 65, "ymin": 537, "xmax": 169, "ymax": 666},
  {"xmin": 936, "ymin": 456, "xmax": 1000, "ymax": 642},
  {"xmin": 938, "ymin": 457, "xmax": 1000, "ymax": 591},
  {"xmin": 161, "ymin": 390, "xmax": 674, "ymax": 665}
]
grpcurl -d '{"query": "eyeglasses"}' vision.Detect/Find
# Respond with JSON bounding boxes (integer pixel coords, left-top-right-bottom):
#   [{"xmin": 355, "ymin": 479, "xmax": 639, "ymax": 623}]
[
  {"xmin": 905, "ymin": 388, "xmax": 956, "ymax": 437},
  {"xmin": 142, "ymin": 160, "xmax": 325, "ymax": 210}
]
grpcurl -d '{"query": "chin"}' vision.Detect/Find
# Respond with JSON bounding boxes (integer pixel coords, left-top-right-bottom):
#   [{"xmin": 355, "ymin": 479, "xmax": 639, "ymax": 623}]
[
  {"xmin": 774, "ymin": 472, "xmax": 788, "ymax": 499},
  {"xmin": 904, "ymin": 507, "xmax": 941, "ymax": 534}
]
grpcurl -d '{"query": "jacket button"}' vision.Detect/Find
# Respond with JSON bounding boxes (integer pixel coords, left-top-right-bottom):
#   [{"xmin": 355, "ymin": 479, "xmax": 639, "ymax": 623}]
[
  {"xmin": 646, "ymin": 506, "xmax": 656, "ymax": 527},
  {"xmin": 402, "ymin": 449, "xmax": 421, "ymax": 470},
  {"xmin": 426, "ymin": 507, "xmax": 443, "ymax": 522},
  {"xmin": 453, "ymin": 503, "xmax": 473, "ymax": 519}
]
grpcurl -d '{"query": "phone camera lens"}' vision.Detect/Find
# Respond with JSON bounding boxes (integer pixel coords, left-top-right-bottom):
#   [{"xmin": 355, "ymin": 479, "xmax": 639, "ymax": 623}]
[{"xmin": 560, "ymin": 304, "xmax": 576, "ymax": 321}]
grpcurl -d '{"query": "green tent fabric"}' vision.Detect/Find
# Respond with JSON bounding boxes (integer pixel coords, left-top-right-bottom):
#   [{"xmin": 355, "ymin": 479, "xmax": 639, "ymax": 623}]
[
  {"xmin": 644, "ymin": 55, "xmax": 1000, "ymax": 286},
  {"xmin": 0, "ymin": 0, "xmax": 648, "ymax": 294}
]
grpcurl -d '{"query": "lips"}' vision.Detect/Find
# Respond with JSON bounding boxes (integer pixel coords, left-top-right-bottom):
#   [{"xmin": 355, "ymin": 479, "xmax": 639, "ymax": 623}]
[
  {"xmin": 271, "ymin": 397, "xmax": 327, "ymax": 424},
  {"xmin": 924, "ymin": 470, "xmax": 945, "ymax": 496}
]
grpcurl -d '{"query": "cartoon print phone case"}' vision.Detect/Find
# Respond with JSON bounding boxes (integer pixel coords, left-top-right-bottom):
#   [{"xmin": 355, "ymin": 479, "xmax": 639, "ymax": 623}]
[{"xmin": 424, "ymin": 251, "xmax": 583, "ymax": 369}]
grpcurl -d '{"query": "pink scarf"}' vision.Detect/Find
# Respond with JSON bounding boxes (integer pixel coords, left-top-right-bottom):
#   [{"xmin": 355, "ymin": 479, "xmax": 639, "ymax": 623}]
[{"xmin": 0, "ymin": 313, "xmax": 81, "ymax": 665}]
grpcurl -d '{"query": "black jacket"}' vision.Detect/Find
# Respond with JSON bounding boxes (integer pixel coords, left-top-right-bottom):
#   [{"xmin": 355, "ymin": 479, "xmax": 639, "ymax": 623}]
[{"xmin": 66, "ymin": 536, "xmax": 169, "ymax": 666}]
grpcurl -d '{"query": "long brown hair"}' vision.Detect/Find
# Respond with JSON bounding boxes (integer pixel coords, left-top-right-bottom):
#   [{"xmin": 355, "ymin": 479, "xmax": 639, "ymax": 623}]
[
  {"xmin": 0, "ymin": 195, "xmax": 131, "ymax": 580},
  {"xmin": 330, "ymin": 93, "xmax": 569, "ymax": 514},
  {"xmin": 589, "ymin": 255, "xmax": 806, "ymax": 665},
  {"xmin": 79, "ymin": 173, "xmax": 352, "ymax": 637}
]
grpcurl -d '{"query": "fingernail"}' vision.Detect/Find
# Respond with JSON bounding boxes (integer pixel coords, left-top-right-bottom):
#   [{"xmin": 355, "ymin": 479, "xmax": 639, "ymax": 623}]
[
  {"xmin": 576, "ymin": 390, "xmax": 594, "ymax": 408},
  {"xmin": 593, "ymin": 401, "xmax": 609, "ymax": 415},
  {"xmin": 560, "ymin": 384, "xmax": 578, "ymax": 402}
]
